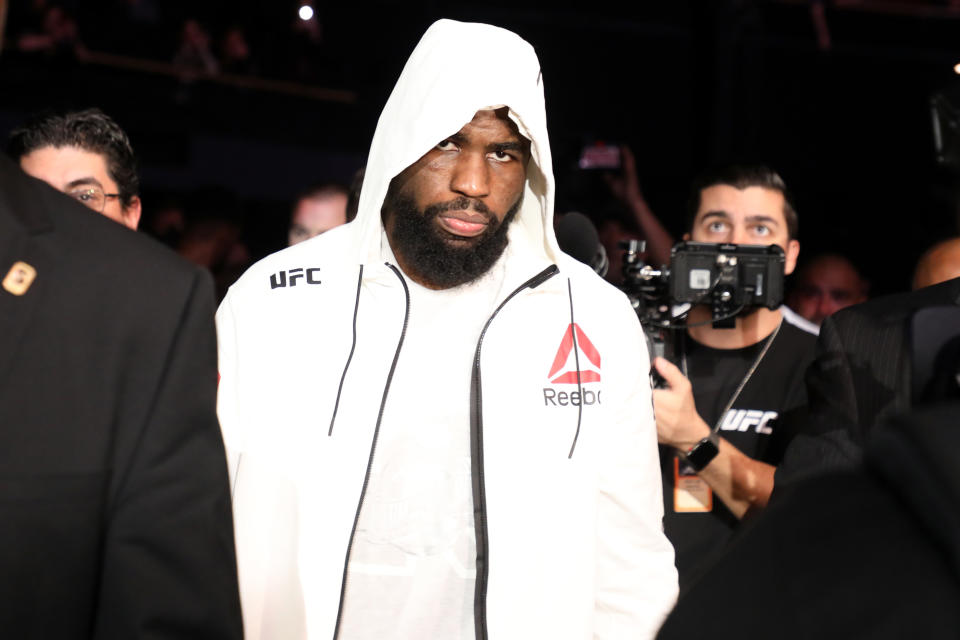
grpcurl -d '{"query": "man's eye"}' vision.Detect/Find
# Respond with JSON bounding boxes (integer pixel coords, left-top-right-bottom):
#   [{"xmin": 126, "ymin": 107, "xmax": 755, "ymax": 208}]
[
  {"xmin": 436, "ymin": 140, "xmax": 458, "ymax": 151},
  {"xmin": 707, "ymin": 221, "xmax": 727, "ymax": 233},
  {"xmin": 752, "ymin": 225, "xmax": 771, "ymax": 236},
  {"xmin": 490, "ymin": 150, "xmax": 513, "ymax": 162}
]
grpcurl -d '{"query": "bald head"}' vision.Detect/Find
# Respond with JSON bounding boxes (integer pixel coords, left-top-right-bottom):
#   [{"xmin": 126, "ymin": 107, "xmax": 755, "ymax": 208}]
[{"xmin": 913, "ymin": 237, "xmax": 960, "ymax": 290}]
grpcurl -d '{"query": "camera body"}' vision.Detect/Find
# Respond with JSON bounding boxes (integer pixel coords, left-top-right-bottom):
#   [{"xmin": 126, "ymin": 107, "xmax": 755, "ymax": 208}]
[
  {"xmin": 622, "ymin": 240, "xmax": 786, "ymax": 331},
  {"xmin": 670, "ymin": 241, "xmax": 784, "ymax": 311}
]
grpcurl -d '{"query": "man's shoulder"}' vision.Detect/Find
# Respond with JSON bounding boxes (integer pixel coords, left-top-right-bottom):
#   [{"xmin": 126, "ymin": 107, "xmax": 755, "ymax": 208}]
[
  {"xmin": 781, "ymin": 306, "xmax": 820, "ymax": 336},
  {"xmin": 832, "ymin": 278, "xmax": 960, "ymax": 331},
  {"xmin": 10, "ymin": 167, "xmax": 204, "ymax": 298},
  {"xmin": 559, "ymin": 255, "xmax": 633, "ymax": 309},
  {"xmin": 227, "ymin": 227, "xmax": 358, "ymax": 298}
]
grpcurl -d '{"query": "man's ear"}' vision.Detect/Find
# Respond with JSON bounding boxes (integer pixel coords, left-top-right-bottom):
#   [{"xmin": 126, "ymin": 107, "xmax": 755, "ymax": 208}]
[
  {"xmin": 122, "ymin": 196, "xmax": 142, "ymax": 231},
  {"xmin": 784, "ymin": 238, "xmax": 800, "ymax": 276},
  {"xmin": 682, "ymin": 232, "xmax": 691, "ymax": 241}
]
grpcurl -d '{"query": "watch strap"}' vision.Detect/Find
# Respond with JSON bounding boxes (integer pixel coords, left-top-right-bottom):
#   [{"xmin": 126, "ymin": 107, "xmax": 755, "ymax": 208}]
[{"xmin": 685, "ymin": 432, "xmax": 720, "ymax": 472}]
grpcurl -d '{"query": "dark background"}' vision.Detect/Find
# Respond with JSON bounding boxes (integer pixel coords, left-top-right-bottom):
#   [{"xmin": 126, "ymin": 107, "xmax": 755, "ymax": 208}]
[{"xmin": 2, "ymin": 0, "xmax": 959, "ymax": 296}]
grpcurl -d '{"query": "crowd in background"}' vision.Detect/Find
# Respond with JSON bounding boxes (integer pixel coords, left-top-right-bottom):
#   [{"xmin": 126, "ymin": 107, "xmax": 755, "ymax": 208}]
[{"xmin": 4, "ymin": 1, "xmax": 960, "ymax": 309}]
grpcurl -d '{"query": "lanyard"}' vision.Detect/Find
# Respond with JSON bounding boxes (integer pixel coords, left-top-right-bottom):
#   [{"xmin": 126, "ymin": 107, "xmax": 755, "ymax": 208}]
[{"xmin": 680, "ymin": 318, "xmax": 783, "ymax": 433}]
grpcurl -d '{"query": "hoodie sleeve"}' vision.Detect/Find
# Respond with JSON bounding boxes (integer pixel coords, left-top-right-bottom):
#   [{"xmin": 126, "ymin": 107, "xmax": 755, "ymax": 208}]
[{"xmin": 594, "ymin": 300, "xmax": 678, "ymax": 639}]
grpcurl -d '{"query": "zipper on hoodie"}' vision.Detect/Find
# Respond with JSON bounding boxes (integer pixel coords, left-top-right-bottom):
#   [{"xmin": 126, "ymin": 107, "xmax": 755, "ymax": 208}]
[
  {"xmin": 471, "ymin": 264, "xmax": 558, "ymax": 640},
  {"xmin": 332, "ymin": 262, "xmax": 410, "ymax": 640}
]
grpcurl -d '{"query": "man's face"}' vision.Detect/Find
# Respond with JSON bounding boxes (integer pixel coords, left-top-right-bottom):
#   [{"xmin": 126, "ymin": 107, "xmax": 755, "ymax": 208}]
[
  {"xmin": 288, "ymin": 193, "xmax": 348, "ymax": 246},
  {"xmin": 788, "ymin": 256, "xmax": 867, "ymax": 325},
  {"xmin": 687, "ymin": 184, "xmax": 799, "ymax": 275},
  {"xmin": 383, "ymin": 109, "xmax": 529, "ymax": 289},
  {"xmin": 20, "ymin": 145, "xmax": 140, "ymax": 230}
]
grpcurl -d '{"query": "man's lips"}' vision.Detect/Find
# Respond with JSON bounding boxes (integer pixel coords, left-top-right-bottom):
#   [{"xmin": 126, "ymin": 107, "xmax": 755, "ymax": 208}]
[{"xmin": 437, "ymin": 211, "xmax": 490, "ymax": 237}]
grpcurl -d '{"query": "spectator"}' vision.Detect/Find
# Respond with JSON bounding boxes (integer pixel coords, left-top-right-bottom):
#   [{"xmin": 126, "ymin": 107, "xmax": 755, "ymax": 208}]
[
  {"xmin": 287, "ymin": 181, "xmax": 349, "ymax": 246},
  {"xmin": 787, "ymin": 252, "xmax": 869, "ymax": 326},
  {"xmin": 141, "ymin": 192, "xmax": 186, "ymax": 249},
  {"xmin": 176, "ymin": 188, "xmax": 251, "ymax": 302},
  {"xmin": 14, "ymin": 3, "xmax": 86, "ymax": 60},
  {"xmin": 9, "ymin": 108, "xmax": 142, "ymax": 230},
  {"xmin": 173, "ymin": 18, "xmax": 218, "ymax": 78},
  {"xmin": 600, "ymin": 145, "xmax": 675, "ymax": 272},
  {"xmin": 219, "ymin": 24, "xmax": 256, "ymax": 75}
]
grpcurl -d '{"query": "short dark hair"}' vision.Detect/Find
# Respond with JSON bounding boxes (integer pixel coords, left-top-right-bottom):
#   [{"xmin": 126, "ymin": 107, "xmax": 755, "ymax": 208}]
[
  {"xmin": 8, "ymin": 108, "xmax": 140, "ymax": 208},
  {"xmin": 685, "ymin": 164, "xmax": 798, "ymax": 240}
]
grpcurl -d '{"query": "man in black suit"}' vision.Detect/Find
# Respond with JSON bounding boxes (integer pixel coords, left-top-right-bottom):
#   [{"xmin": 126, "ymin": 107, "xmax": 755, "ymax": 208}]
[
  {"xmin": 0, "ymin": 151, "xmax": 243, "ymax": 636},
  {"xmin": 657, "ymin": 399, "xmax": 960, "ymax": 639},
  {"xmin": 776, "ymin": 275, "xmax": 960, "ymax": 483}
]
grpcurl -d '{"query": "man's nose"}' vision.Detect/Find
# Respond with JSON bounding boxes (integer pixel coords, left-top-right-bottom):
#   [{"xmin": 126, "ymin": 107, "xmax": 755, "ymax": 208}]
[
  {"xmin": 818, "ymin": 295, "xmax": 838, "ymax": 318},
  {"xmin": 450, "ymin": 152, "xmax": 490, "ymax": 198}
]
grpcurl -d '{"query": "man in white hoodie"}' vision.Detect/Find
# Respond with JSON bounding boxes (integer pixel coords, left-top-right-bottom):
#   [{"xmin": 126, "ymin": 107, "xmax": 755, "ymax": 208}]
[{"xmin": 216, "ymin": 19, "xmax": 677, "ymax": 640}]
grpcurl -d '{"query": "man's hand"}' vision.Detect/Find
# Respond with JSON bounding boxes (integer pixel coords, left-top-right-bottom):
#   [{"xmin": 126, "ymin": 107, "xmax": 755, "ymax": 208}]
[
  {"xmin": 653, "ymin": 357, "xmax": 777, "ymax": 517},
  {"xmin": 602, "ymin": 145, "xmax": 644, "ymax": 207},
  {"xmin": 652, "ymin": 357, "xmax": 712, "ymax": 451}
]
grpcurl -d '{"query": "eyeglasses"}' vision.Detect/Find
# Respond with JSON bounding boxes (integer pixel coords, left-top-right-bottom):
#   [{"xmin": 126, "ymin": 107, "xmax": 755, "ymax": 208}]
[{"xmin": 66, "ymin": 185, "xmax": 120, "ymax": 213}]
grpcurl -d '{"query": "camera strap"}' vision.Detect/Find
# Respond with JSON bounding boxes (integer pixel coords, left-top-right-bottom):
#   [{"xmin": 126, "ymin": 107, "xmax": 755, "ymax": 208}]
[{"xmin": 680, "ymin": 317, "xmax": 783, "ymax": 434}]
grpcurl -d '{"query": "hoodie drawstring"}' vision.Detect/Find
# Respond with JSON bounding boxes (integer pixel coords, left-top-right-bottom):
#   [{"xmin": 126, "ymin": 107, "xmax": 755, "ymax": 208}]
[
  {"xmin": 566, "ymin": 278, "xmax": 583, "ymax": 459},
  {"xmin": 328, "ymin": 265, "xmax": 364, "ymax": 437}
]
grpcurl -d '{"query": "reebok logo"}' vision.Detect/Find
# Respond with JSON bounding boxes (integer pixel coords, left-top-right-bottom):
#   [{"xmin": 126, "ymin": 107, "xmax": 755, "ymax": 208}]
[
  {"xmin": 270, "ymin": 267, "xmax": 321, "ymax": 289},
  {"xmin": 543, "ymin": 323, "xmax": 602, "ymax": 407}
]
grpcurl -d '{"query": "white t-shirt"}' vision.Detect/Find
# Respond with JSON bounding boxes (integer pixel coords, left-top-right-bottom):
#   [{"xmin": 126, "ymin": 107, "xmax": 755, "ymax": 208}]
[{"xmin": 338, "ymin": 242, "xmax": 507, "ymax": 639}]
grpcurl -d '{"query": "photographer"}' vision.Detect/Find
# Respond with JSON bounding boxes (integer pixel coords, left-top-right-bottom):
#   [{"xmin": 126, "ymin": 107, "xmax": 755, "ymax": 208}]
[{"xmin": 651, "ymin": 166, "xmax": 817, "ymax": 588}]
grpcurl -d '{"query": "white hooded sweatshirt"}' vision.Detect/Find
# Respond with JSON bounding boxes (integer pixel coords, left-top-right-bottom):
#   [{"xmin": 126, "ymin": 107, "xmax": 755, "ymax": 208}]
[{"xmin": 216, "ymin": 19, "xmax": 678, "ymax": 640}]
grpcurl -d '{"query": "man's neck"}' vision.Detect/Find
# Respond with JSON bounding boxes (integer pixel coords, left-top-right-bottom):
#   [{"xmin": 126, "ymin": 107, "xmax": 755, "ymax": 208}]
[{"xmin": 686, "ymin": 305, "xmax": 783, "ymax": 350}]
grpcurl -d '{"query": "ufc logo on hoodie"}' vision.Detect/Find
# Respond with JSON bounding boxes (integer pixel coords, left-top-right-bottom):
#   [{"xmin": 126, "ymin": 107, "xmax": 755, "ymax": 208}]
[{"xmin": 270, "ymin": 268, "xmax": 321, "ymax": 289}]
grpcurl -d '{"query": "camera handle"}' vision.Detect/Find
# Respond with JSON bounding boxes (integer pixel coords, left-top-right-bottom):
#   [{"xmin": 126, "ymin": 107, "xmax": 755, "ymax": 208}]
[{"xmin": 711, "ymin": 285, "xmax": 738, "ymax": 329}]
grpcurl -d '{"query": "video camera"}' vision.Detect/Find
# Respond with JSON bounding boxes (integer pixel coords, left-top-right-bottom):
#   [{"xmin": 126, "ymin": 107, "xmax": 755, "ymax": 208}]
[{"xmin": 621, "ymin": 240, "xmax": 786, "ymax": 334}]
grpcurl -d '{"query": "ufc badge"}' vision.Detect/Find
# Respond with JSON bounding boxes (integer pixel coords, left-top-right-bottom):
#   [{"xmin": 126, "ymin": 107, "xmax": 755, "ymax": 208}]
[
  {"xmin": 673, "ymin": 456, "xmax": 713, "ymax": 513},
  {"xmin": 3, "ymin": 261, "xmax": 37, "ymax": 296}
]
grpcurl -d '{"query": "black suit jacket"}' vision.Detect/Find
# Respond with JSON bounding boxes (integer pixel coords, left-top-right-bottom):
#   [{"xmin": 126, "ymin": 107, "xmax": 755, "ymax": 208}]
[
  {"xmin": 658, "ymin": 401, "xmax": 960, "ymax": 639},
  {"xmin": 776, "ymin": 277, "xmax": 960, "ymax": 484},
  {"xmin": 0, "ymin": 157, "xmax": 242, "ymax": 638}
]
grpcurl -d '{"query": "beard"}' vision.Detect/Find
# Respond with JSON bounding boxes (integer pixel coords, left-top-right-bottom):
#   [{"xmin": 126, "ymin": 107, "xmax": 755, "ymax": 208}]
[{"xmin": 384, "ymin": 191, "xmax": 522, "ymax": 289}]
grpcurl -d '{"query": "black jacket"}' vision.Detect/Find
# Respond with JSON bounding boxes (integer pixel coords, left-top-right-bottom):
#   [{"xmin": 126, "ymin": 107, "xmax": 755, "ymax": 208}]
[
  {"xmin": 0, "ymin": 157, "xmax": 243, "ymax": 638},
  {"xmin": 776, "ymin": 277, "xmax": 960, "ymax": 484},
  {"xmin": 658, "ymin": 401, "xmax": 960, "ymax": 639}
]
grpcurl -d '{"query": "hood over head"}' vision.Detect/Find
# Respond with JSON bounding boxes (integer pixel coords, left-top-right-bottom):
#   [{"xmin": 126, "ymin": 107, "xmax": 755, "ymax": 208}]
[{"xmin": 352, "ymin": 19, "xmax": 562, "ymax": 268}]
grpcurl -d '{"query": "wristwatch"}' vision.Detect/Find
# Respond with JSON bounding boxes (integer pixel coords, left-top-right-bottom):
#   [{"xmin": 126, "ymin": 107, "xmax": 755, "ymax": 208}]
[{"xmin": 684, "ymin": 432, "xmax": 720, "ymax": 472}]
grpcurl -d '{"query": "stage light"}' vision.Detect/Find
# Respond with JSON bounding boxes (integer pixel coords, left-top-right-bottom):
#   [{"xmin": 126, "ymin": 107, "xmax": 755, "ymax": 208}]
[
  {"xmin": 299, "ymin": 5, "xmax": 314, "ymax": 21},
  {"xmin": 954, "ymin": 62, "xmax": 960, "ymax": 75}
]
